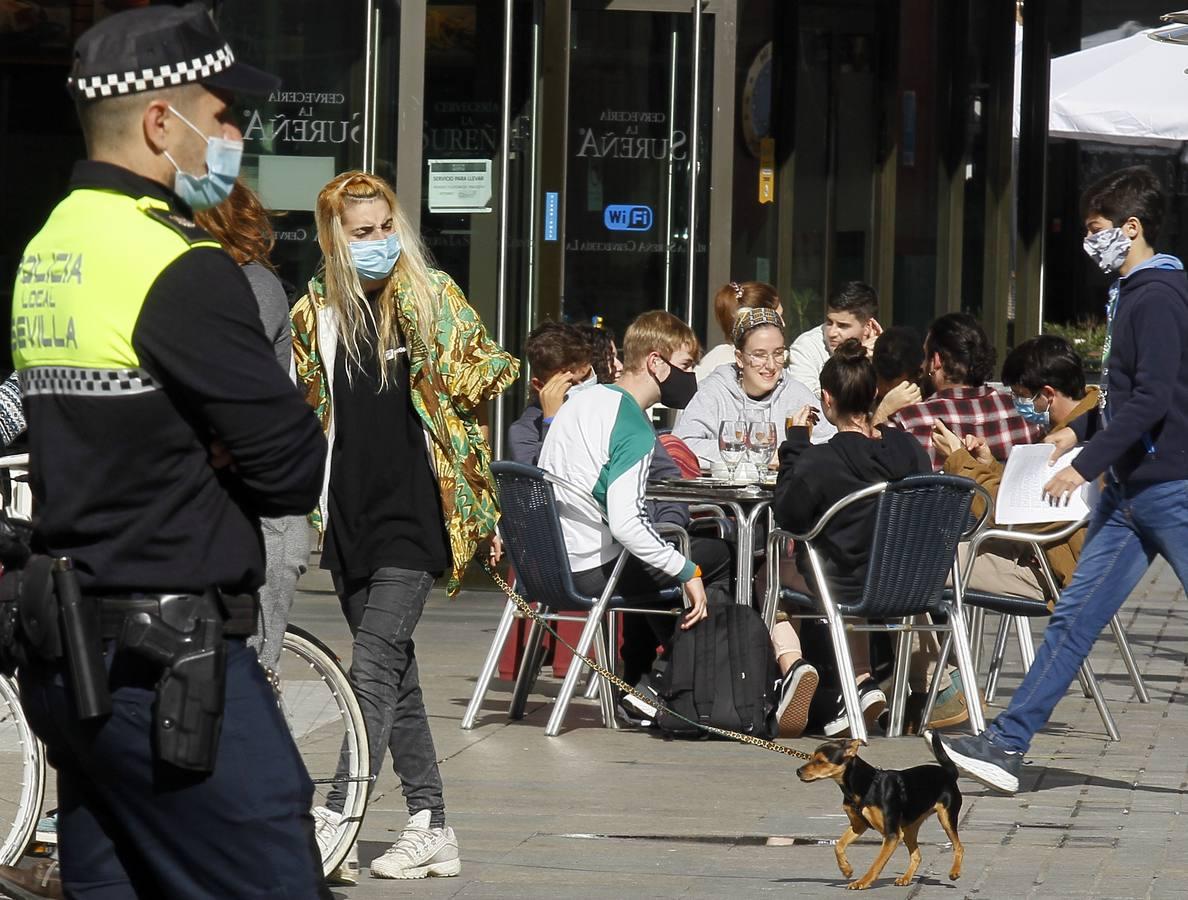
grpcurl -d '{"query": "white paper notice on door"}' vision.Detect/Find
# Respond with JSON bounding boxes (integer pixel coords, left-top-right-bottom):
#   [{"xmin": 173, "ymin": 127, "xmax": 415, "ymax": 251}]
[
  {"xmin": 427, "ymin": 159, "xmax": 492, "ymax": 213},
  {"xmin": 995, "ymin": 444, "xmax": 1099, "ymax": 525}
]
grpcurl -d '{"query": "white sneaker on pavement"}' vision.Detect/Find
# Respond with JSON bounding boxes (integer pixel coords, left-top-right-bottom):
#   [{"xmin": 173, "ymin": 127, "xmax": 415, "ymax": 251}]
[
  {"xmin": 369, "ymin": 810, "xmax": 461, "ymax": 880},
  {"xmin": 312, "ymin": 806, "xmax": 343, "ymax": 862},
  {"xmin": 328, "ymin": 842, "xmax": 359, "ymax": 886}
]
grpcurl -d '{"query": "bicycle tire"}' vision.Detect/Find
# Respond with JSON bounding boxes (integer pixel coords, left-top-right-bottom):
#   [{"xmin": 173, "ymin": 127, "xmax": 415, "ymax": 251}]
[
  {"xmin": 278, "ymin": 626, "xmax": 369, "ymax": 878},
  {"xmin": 0, "ymin": 674, "xmax": 45, "ymax": 866}
]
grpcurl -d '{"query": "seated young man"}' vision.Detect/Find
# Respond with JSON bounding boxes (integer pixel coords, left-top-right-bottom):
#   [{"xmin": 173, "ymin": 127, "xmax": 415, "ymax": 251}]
[
  {"xmin": 507, "ymin": 321, "xmax": 592, "ymax": 465},
  {"xmin": 902, "ymin": 337, "xmax": 1099, "ymax": 734},
  {"xmin": 888, "ymin": 312, "xmax": 1042, "ymax": 470},
  {"xmin": 787, "ymin": 281, "xmax": 882, "ymax": 398},
  {"xmin": 538, "ymin": 311, "xmax": 732, "ymax": 696},
  {"xmin": 510, "ymin": 321, "xmax": 689, "ymax": 527},
  {"xmin": 870, "ymin": 325, "xmax": 925, "ymax": 425},
  {"xmin": 935, "ymin": 335, "xmax": 1100, "ymax": 603}
]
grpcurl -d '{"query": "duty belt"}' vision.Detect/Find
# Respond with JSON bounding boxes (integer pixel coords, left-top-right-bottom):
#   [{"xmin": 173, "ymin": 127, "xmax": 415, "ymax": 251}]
[{"xmin": 96, "ymin": 593, "xmax": 257, "ymax": 640}]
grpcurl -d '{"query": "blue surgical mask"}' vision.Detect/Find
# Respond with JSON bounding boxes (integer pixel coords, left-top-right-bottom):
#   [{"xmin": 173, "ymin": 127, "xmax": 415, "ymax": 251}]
[
  {"xmin": 164, "ymin": 105, "xmax": 243, "ymax": 211},
  {"xmin": 1013, "ymin": 395, "xmax": 1049, "ymax": 428},
  {"xmin": 350, "ymin": 234, "xmax": 402, "ymax": 281}
]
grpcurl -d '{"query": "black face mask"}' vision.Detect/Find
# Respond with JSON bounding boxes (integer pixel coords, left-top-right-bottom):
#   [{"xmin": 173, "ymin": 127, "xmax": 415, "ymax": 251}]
[{"xmin": 656, "ymin": 359, "xmax": 698, "ymax": 409}]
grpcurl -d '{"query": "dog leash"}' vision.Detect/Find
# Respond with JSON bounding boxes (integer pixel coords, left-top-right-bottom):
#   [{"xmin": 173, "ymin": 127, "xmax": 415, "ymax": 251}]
[{"xmin": 482, "ymin": 563, "xmax": 815, "ymax": 761}]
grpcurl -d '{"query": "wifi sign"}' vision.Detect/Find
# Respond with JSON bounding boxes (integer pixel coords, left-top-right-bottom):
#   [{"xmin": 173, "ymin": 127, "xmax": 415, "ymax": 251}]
[{"xmin": 604, "ymin": 204, "xmax": 654, "ymax": 232}]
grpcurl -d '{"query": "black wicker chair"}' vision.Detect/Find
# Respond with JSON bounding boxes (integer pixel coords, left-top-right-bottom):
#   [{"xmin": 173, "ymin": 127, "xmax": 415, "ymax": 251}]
[
  {"xmin": 762, "ymin": 474, "xmax": 991, "ymax": 741},
  {"xmin": 461, "ymin": 461, "xmax": 685, "ymax": 736}
]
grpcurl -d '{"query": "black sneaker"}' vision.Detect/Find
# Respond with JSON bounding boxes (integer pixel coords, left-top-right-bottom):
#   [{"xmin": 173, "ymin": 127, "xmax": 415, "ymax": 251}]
[
  {"xmin": 776, "ymin": 660, "xmax": 819, "ymax": 738},
  {"xmin": 619, "ymin": 675, "xmax": 660, "ymax": 724},
  {"xmin": 930, "ymin": 729, "xmax": 1023, "ymax": 795},
  {"xmin": 822, "ymin": 681, "xmax": 887, "ymax": 738}
]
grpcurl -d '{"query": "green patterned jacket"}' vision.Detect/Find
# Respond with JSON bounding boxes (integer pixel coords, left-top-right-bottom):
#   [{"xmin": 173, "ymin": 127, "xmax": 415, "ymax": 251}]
[{"xmin": 291, "ymin": 269, "xmax": 519, "ymax": 594}]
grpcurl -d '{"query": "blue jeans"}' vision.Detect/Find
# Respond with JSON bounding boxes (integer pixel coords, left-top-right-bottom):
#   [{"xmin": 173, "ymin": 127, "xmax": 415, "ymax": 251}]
[{"xmin": 989, "ymin": 479, "xmax": 1188, "ymax": 753}]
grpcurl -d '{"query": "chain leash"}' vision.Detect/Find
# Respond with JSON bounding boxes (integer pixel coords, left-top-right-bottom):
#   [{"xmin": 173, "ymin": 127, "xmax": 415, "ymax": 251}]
[{"xmin": 482, "ymin": 563, "xmax": 814, "ymax": 761}]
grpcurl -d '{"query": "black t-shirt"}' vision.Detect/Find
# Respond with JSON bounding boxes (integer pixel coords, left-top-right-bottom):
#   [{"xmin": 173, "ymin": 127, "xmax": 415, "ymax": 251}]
[{"xmin": 322, "ymin": 312, "xmax": 450, "ymax": 578}]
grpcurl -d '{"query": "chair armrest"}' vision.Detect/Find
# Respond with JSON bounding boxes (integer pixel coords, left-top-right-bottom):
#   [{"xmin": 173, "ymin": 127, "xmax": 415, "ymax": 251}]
[
  {"xmin": 967, "ymin": 518, "xmax": 1087, "ymax": 556},
  {"xmin": 655, "ymin": 522, "xmax": 691, "ymax": 559}
]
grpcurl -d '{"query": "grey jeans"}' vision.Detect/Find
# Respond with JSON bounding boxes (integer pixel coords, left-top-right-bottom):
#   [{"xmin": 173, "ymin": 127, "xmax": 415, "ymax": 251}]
[
  {"xmin": 329, "ymin": 567, "xmax": 445, "ymax": 825},
  {"xmin": 249, "ymin": 515, "xmax": 311, "ymax": 670}
]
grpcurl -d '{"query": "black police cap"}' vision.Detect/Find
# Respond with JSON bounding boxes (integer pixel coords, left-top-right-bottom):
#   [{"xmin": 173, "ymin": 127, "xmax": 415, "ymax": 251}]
[{"xmin": 68, "ymin": 2, "xmax": 278, "ymax": 101}]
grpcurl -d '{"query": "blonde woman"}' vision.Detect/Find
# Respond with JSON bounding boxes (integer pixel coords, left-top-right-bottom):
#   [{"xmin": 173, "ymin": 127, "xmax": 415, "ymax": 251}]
[{"xmin": 292, "ymin": 171, "xmax": 518, "ymax": 881}]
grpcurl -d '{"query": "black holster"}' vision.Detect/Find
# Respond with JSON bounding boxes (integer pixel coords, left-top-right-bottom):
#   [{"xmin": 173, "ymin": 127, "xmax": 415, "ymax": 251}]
[{"xmin": 119, "ymin": 590, "xmax": 227, "ymax": 772}]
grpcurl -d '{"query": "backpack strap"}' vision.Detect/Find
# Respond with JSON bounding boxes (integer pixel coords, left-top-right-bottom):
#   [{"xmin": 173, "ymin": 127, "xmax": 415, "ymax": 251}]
[
  {"xmin": 709, "ymin": 607, "xmax": 739, "ymax": 728},
  {"xmin": 692, "ymin": 608, "xmax": 717, "ymax": 722}
]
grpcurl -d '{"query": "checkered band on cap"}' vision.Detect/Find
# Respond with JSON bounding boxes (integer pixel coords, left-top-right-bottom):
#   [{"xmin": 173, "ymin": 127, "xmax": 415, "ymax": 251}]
[
  {"xmin": 20, "ymin": 366, "xmax": 159, "ymax": 398},
  {"xmin": 69, "ymin": 44, "xmax": 235, "ymax": 99}
]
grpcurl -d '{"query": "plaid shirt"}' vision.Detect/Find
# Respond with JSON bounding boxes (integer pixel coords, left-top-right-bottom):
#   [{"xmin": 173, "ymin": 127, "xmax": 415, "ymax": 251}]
[{"xmin": 888, "ymin": 385, "xmax": 1043, "ymax": 471}]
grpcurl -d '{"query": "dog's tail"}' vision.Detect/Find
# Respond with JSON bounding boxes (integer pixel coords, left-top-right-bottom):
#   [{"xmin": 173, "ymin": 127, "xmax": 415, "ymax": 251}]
[{"xmin": 930, "ymin": 731, "xmax": 958, "ymax": 778}]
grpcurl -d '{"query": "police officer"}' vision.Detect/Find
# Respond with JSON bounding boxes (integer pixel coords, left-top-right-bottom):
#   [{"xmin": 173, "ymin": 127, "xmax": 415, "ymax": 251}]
[{"xmin": 8, "ymin": 4, "xmax": 329, "ymax": 897}]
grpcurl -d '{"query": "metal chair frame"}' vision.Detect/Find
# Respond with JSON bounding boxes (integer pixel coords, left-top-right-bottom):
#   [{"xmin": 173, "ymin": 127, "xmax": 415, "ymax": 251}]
[
  {"xmin": 462, "ymin": 463, "xmax": 689, "ymax": 736},
  {"xmin": 948, "ymin": 516, "xmax": 1149, "ymax": 742},
  {"xmin": 762, "ymin": 475, "xmax": 992, "ymax": 742}
]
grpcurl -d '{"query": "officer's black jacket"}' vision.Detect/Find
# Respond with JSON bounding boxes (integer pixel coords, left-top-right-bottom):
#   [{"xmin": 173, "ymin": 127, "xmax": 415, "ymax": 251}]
[{"xmin": 17, "ymin": 162, "xmax": 326, "ymax": 593}]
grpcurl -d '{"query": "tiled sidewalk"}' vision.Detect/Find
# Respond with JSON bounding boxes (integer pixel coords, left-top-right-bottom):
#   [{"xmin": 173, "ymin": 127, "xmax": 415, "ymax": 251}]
[{"xmin": 295, "ymin": 557, "xmax": 1187, "ymax": 899}]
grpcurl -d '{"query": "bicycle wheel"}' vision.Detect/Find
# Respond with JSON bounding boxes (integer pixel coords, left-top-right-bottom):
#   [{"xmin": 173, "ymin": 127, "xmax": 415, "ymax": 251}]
[
  {"xmin": 0, "ymin": 674, "xmax": 44, "ymax": 866},
  {"xmin": 277, "ymin": 626, "xmax": 369, "ymax": 878}
]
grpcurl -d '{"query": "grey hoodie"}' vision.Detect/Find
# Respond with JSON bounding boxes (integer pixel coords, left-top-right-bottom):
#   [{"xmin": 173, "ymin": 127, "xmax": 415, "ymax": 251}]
[{"xmin": 673, "ymin": 363, "xmax": 836, "ymax": 463}]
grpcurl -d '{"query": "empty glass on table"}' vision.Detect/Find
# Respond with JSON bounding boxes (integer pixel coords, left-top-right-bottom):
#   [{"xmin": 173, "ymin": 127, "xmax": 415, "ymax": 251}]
[{"xmin": 717, "ymin": 419, "xmax": 748, "ymax": 480}]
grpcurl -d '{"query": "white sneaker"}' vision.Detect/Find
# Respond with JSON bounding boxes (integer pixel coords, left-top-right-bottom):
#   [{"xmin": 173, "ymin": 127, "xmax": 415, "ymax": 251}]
[
  {"xmin": 311, "ymin": 806, "xmax": 343, "ymax": 862},
  {"xmin": 328, "ymin": 842, "xmax": 359, "ymax": 886},
  {"xmin": 370, "ymin": 810, "xmax": 462, "ymax": 879}
]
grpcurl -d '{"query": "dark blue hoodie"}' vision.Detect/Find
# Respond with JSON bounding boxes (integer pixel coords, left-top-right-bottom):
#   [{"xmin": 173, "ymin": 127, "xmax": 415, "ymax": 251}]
[{"xmin": 1073, "ymin": 260, "xmax": 1188, "ymax": 485}]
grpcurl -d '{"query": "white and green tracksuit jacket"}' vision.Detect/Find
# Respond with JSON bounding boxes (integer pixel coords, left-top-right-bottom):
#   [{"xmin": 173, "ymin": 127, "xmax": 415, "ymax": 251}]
[{"xmin": 538, "ymin": 384, "xmax": 696, "ymax": 582}]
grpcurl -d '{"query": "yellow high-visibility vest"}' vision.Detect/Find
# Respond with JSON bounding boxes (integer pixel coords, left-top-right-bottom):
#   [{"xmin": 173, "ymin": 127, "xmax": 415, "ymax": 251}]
[{"xmin": 12, "ymin": 189, "xmax": 220, "ymax": 389}]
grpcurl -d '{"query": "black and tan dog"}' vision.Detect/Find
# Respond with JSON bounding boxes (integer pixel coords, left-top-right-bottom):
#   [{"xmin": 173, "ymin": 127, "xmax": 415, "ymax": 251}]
[{"xmin": 797, "ymin": 733, "xmax": 963, "ymax": 890}]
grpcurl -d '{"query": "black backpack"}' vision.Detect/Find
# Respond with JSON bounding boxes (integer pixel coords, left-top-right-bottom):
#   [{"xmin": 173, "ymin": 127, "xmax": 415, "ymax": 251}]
[{"xmin": 652, "ymin": 603, "xmax": 780, "ymax": 739}]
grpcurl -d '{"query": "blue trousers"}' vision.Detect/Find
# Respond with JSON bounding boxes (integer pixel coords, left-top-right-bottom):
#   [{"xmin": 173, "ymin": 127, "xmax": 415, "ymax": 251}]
[
  {"xmin": 19, "ymin": 639, "xmax": 328, "ymax": 899},
  {"xmin": 989, "ymin": 479, "xmax": 1188, "ymax": 753}
]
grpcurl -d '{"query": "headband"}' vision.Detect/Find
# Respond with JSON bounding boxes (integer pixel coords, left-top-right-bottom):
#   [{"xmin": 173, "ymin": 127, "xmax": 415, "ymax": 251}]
[{"xmin": 731, "ymin": 306, "xmax": 785, "ymax": 344}]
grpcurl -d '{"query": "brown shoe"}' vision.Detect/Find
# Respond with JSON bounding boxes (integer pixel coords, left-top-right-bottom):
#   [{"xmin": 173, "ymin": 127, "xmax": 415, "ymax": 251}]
[
  {"xmin": 904, "ymin": 672, "xmax": 973, "ymax": 734},
  {"xmin": 0, "ymin": 860, "xmax": 63, "ymax": 900}
]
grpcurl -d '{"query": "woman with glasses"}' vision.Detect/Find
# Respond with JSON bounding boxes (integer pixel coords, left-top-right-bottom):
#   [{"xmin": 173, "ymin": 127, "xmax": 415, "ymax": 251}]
[{"xmin": 674, "ymin": 307, "xmax": 835, "ymax": 464}]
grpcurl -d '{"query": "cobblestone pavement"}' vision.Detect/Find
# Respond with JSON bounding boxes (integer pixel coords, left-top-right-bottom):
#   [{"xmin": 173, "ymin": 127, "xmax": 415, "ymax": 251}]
[{"xmin": 7, "ymin": 559, "xmax": 1187, "ymax": 899}]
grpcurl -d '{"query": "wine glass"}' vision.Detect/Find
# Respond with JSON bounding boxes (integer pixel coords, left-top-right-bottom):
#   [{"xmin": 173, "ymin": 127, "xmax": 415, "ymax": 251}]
[
  {"xmin": 717, "ymin": 420, "xmax": 747, "ymax": 480},
  {"xmin": 747, "ymin": 420, "xmax": 777, "ymax": 472}
]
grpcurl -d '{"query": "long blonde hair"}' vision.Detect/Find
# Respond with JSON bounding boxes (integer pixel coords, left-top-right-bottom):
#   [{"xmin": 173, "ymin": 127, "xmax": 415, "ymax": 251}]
[{"xmin": 314, "ymin": 171, "xmax": 437, "ymax": 388}]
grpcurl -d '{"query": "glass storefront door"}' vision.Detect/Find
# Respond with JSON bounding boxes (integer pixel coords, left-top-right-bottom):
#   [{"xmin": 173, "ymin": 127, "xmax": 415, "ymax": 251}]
[
  {"xmin": 521, "ymin": 1, "xmax": 714, "ymax": 343},
  {"xmin": 216, "ymin": 0, "xmax": 401, "ymax": 293},
  {"xmin": 558, "ymin": 1, "xmax": 712, "ymax": 338}
]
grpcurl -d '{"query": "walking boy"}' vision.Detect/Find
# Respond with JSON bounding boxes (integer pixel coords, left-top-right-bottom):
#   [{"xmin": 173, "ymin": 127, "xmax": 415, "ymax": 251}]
[{"xmin": 937, "ymin": 166, "xmax": 1188, "ymax": 794}]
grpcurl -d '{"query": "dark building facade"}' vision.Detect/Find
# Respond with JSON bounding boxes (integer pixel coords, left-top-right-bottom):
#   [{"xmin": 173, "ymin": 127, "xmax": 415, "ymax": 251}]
[{"xmin": 3, "ymin": 0, "xmax": 1184, "ymax": 449}]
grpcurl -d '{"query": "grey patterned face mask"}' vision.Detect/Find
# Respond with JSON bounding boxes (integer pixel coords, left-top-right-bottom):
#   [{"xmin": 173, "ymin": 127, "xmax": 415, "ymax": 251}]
[{"xmin": 1083, "ymin": 226, "xmax": 1132, "ymax": 274}]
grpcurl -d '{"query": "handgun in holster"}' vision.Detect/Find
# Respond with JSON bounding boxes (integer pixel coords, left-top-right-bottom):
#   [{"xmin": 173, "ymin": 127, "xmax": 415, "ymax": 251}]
[{"xmin": 119, "ymin": 590, "xmax": 226, "ymax": 772}]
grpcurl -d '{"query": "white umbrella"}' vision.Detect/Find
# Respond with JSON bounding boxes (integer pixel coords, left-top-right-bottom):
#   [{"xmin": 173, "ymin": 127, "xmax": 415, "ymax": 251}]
[{"xmin": 1048, "ymin": 23, "xmax": 1188, "ymax": 148}]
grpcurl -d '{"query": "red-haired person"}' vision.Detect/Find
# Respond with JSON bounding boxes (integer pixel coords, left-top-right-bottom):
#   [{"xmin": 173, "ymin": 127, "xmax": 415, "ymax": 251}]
[{"xmin": 195, "ymin": 181, "xmax": 308, "ymax": 673}]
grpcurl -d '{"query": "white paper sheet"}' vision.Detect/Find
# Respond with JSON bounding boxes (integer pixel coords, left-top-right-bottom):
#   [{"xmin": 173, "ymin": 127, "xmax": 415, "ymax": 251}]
[{"xmin": 995, "ymin": 444, "xmax": 1098, "ymax": 525}]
